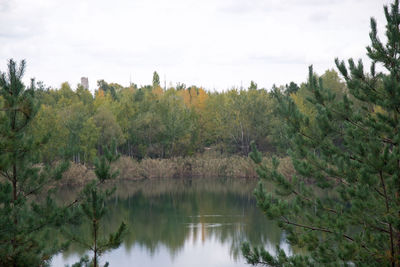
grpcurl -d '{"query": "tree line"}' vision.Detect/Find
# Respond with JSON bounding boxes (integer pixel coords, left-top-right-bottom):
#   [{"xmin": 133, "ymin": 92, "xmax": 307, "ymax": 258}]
[{"xmin": 30, "ymin": 68, "xmax": 346, "ymax": 165}]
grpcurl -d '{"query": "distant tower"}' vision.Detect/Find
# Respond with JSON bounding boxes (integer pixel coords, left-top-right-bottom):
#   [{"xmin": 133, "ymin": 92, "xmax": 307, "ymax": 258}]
[{"xmin": 81, "ymin": 77, "xmax": 89, "ymax": 90}]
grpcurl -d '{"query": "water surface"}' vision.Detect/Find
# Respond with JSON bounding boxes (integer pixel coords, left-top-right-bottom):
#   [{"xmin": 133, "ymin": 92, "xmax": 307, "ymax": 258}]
[{"xmin": 51, "ymin": 178, "xmax": 290, "ymax": 267}]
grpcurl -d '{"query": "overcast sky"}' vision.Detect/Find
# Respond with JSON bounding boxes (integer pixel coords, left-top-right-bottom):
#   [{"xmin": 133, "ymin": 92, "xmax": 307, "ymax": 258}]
[{"xmin": 0, "ymin": 0, "xmax": 390, "ymax": 91}]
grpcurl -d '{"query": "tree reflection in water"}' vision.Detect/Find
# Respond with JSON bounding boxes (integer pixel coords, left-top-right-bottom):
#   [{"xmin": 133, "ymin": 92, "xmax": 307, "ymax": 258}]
[{"xmin": 53, "ymin": 178, "xmax": 291, "ymax": 266}]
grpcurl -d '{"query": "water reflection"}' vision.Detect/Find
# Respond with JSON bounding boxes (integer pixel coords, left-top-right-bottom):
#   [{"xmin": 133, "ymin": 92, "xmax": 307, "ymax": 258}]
[{"xmin": 52, "ymin": 178, "xmax": 291, "ymax": 267}]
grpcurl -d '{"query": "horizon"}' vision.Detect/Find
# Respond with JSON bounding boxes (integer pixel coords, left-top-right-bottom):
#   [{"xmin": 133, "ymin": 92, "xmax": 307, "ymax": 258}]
[{"xmin": 0, "ymin": 0, "xmax": 388, "ymax": 92}]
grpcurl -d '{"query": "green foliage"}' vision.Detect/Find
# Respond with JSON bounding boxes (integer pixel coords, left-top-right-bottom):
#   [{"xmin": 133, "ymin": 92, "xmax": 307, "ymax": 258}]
[
  {"xmin": 242, "ymin": 242, "xmax": 313, "ymax": 267},
  {"xmin": 97, "ymin": 80, "xmax": 118, "ymax": 100},
  {"xmin": 93, "ymin": 106, "xmax": 125, "ymax": 149},
  {"xmin": 94, "ymin": 141, "xmax": 120, "ymax": 182},
  {"xmin": 29, "ymin": 71, "xmax": 284, "ymax": 162},
  {"xmin": 65, "ymin": 143, "xmax": 126, "ymax": 267},
  {"xmin": 249, "ymin": 81, "xmax": 258, "ymax": 90},
  {"xmin": 203, "ymin": 88, "xmax": 275, "ymax": 154},
  {"xmin": 0, "ymin": 59, "xmax": 71, "ymax": 266},
  {"xmin": 284, "ymin": 82, "xmax": 299, "ymax": 95},
  {"xmin": 152, "ymin": 71, "xmax": 160, "ymax": 88},
  {"xmin": 243, "ymin": 1, "xmax": 400, "ymax": 266}
]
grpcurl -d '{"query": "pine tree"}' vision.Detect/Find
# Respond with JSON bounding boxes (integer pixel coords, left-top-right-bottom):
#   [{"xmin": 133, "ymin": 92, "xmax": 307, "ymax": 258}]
[
  {"xmin": 242, "ymin": 1, "xmax": 400, "ymax": 266},
  {"xmin": 0, "ymin": 59, "xmax": 70, "ymax": 266},
  {"xmin": 152, "ymin": 71, "xmax": 160, "ymax": 88},
  {"xmin": 284, "ymin": 82, "xmax": 300, "ymax": 95},
  {"xmin": 65, "ymin": 143, "xmax": 126, "ymax": 267}
]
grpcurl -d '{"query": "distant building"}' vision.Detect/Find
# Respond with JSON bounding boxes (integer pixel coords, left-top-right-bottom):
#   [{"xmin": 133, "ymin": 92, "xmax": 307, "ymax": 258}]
[{"xmin": 81, "ymin": 77, "xmax": 89, "ymax": 90}]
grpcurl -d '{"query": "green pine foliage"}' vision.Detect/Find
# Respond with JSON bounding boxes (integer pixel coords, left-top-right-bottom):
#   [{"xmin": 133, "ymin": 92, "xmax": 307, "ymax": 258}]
[
  {"xmin": 0, "ymin": 59, "xmax": 70, "ymax": 266},
  {"xmin": 242, "ymin": 1, "xmax": 400, "ymax": 266},
  {"xmin": 65, "ymin": 143, "xmax": 126, "ymax": 267}
]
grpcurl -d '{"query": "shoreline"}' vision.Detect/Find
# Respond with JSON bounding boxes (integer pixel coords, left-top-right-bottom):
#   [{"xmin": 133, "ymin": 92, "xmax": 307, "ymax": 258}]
[{"xmin": 59, "ymin": 154, "xmax": 265, "ymax": 187}]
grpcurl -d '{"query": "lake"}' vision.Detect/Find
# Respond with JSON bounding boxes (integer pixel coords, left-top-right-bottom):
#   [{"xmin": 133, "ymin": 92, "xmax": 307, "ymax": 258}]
[{"xmin": 51, "ymin": 178, "xmax": 291, "ymax": 267}]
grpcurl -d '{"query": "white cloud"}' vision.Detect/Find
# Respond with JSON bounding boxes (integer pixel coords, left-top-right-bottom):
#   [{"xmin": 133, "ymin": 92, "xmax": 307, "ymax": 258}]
[{"xmin": 0, "ymin": 0, "xmax": 390, "ymax": 91}]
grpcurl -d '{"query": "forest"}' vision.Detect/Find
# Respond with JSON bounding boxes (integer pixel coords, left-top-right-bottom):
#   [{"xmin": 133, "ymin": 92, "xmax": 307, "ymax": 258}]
[{"xmin": 30, "ymin": 69, "xmax": 344, "ymax": 164}]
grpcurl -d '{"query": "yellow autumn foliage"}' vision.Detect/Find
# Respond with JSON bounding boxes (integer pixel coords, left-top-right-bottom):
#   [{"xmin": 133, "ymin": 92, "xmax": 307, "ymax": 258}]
[
  {"xmin": 152, "ymin": 86, "xmax": 164, "ymax": 97},
  {"xmin": 178, "ymin": 87, "xmax": 208, "ymax": 111},
  {"xmin": 290, "ymin": 90, "xmax": 317, "ymax": 134}
]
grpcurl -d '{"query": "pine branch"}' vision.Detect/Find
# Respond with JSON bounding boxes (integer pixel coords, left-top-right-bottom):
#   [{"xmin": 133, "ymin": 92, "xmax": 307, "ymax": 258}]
[{"xmin": 280, "ymin": 216, "xmax": 372, "ymax": 253}]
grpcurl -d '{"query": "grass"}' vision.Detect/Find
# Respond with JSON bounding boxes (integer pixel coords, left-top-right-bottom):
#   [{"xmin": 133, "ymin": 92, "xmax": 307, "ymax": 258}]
[{"xmin": 58, "ymin": 151, "xmax": 295, "ymax": 187}]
